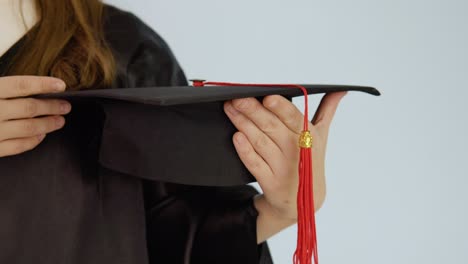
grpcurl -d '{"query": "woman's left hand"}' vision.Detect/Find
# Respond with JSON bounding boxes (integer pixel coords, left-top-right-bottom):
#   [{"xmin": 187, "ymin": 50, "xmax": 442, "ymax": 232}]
[{"xmin": 224, "ymin": 92, "xmax": 347, "ymax": 222}]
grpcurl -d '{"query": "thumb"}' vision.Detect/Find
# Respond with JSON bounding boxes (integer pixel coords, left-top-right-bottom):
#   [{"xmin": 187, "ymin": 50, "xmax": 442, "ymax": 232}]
[{"xmin": 311, "ymin": 91, "xmax": 347, "ymax": 128}]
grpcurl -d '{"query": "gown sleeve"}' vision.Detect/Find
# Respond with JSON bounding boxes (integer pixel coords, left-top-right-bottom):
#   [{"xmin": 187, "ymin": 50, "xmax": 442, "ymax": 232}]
[
  {"xmin": 104, "ymin": 6, "xmax": 274, "ymax": 264},
  {"xmin": 144, "ymin": 184, "xmax": 273, "ymax": 264}
]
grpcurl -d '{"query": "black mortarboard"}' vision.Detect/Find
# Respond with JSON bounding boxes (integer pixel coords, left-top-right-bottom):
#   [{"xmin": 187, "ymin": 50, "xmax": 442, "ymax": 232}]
[{"xmin": 40, "ymin": 82, "xmax": 380, "ymax": 187}]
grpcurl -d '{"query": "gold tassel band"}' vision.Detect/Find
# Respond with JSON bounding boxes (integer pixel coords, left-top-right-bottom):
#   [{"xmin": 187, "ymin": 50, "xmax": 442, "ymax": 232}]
[{"xmin": 299, "ymin": 130, "xmax": 313, "ymax": 148}]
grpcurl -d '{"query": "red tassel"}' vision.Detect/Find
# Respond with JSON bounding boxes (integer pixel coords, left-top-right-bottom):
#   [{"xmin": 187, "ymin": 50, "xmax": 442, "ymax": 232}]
[
  {"xmin": 295, "ymin": 131, "xmax": 318, "ymax": 264},
  {"xmin": 190, "ymin": 80, "xmax": 318, "ymax": 264}
]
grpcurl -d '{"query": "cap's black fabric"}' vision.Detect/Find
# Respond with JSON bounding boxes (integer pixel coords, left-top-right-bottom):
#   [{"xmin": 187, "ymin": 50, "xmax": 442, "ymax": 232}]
[{"xmin": 39, "ymin": 84, "xmax": 379, "ymax": 186}]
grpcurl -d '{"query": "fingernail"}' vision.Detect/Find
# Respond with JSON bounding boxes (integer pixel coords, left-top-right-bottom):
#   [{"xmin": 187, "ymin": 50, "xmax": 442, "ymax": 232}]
[
  {"xmin": 56, "ymin": 116, "xmax": 65, "ymax": 127},
  {"xmin": 61, "ymin": 102, "xmax": 71, "ymax": 113},
  {"xmin": 54, "ymin": 81, "xmax": 66, "ymax": 91},
  {"xmin": 235, "ymin": 133, "xmax": 245, "ymax": 144},
  {"xmin": 226, "ymin": 103, "xmax": 240, "ymax": 116},
  {"xmin": 233, "ymin": 98, "xmax": 250, "ymax": 110}
]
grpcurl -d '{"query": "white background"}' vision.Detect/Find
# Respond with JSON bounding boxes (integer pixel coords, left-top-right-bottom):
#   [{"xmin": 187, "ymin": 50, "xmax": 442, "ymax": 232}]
[{"xmin": 106, "ymin": 0, "xmax": 468, "ymax": 263}]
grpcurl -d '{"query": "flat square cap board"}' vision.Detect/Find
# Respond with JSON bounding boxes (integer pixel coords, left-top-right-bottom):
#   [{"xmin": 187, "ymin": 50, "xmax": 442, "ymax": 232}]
[{"xmin": 39, "ymin": 84, "xmax": 380, "ymax": 186}]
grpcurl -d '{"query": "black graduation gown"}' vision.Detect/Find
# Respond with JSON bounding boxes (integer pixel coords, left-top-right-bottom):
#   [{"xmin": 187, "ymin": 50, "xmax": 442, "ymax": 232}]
[{"xmin": 0, "ymin": 5, "xmax": 273, "ymax": 264}]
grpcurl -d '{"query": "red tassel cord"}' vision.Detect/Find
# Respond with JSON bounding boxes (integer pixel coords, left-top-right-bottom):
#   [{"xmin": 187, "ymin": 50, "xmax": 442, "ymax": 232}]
[{"xmin": 192, "ymin": 80, "xmax": 318, "ymax": 264}]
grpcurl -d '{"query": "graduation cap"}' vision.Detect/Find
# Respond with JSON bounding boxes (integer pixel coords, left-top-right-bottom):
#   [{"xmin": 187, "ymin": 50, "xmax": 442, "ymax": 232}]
[
  {"xmin": 40, "ymin": 80, "xmax": 380, "ymax": 264},
  {"xmin": 39, "ymin": 81, "xmax": 379, "ymax": 187}
]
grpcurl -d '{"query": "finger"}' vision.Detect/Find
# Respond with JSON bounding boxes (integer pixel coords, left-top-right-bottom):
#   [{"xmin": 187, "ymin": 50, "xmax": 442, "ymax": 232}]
[
  {"xmin": 224, "ymin": 101, "xmax": 285, "ymax": 169},
  {"xmin": 311, "ymin": 91, "xmax": 347, "ymax": 128},
  {"xmin": 232, "ymin": 131, "xmax": 273, "ymax": 184},
  {"xmin": 263, "ymin": 95, "xmax": 304, "ymax": 134},
  {"xmin": 0, "ymin": 76, "xmax": 66, "ymax": 99},
  {"xmin": 0, "ymin": 116, "xmax": 65, "ymax": 141},
  {"xmin": 0, "ymin": 98, "xmax": 71, "ymax": 120},
  {"xmin": 0, "ymin": 134, "xmax": 46, "ymax": 157},
  {"xmin": 228, "ymin": 97, "xmax": 294, "ymax": 149}
]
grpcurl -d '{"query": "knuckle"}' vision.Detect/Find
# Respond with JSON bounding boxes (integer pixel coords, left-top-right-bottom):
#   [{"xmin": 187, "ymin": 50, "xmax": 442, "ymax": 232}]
[
  {"xmin": 259, "ymin": 119, "xmax": 277, "ymax": 133},
  {"xmin": 38, "ymin": 78, "xmax": 50, "ymax": 93},
  {"xmin": 42, "ymin": 100, "xmax": 61, "ymax": 115},
  {"xmin": 15, "ymin": 78, "xmax": 30, "ymax": 95},
  {"xmin": 252, "ymin": 134, "xmax": 269, "ymax": 150},
  {"xmin": 49, "ymin": 101, "xmax": 60, "ymax": 114},
  {"xmin": 24, "ymin": 99, "xmax": 39, "ymax": 117},
  {"xmin": 250, "ymin": 100, "xmax": 262, "ymax": 114},
  {"xmin": 23, "ymin": 121, "xmax": 39, "ymax": 135}
]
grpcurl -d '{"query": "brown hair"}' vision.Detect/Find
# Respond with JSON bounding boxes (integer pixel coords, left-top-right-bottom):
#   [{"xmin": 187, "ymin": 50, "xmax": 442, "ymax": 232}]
[{"xmin": 8, "ymin": 0, "xmax": 115, "ymax": 90}]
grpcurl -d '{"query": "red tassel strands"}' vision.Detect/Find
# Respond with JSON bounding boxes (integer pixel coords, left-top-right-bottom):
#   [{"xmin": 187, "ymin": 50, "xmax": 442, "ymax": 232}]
[{"xmin": 191, "ymin": 80, "xmax": 318, "ymax": 264}]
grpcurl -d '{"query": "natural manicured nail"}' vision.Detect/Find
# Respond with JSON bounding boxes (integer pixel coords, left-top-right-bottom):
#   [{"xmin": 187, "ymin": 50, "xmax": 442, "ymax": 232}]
[
  {"xmin": 54, "ymin": 81, "xmax": 66, "ymax": 91},
  {"xmin": 55, "ymin": 116, "xmax": 65, "ymax": 127},
  {"xmin": 226, "ymin": 103, "xmax": 240, "ymax": 116},
  {"xmin": 233, "ymin": 98, "xmax": 250, "ymax": 110},
  {"xmin": 235, "ymin": 133, "xmax": 245, "ymax": 144},
  {"xmin": 61, "ymin": 102, "xmax": 71, "ymax": 113}
]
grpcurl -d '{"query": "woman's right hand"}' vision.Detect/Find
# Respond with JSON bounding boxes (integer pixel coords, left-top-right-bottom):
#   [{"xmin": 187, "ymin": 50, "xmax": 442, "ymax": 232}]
[{"xmin": 0, "ymin": 76, "xmax": 72, "ymax": 158}]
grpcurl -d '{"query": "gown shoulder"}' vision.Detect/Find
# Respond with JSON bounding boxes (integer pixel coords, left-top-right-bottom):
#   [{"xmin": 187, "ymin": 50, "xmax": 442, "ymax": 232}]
[{"xmin": 103, "ymin": 4, "xmax": 187, "ymax": 88}]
